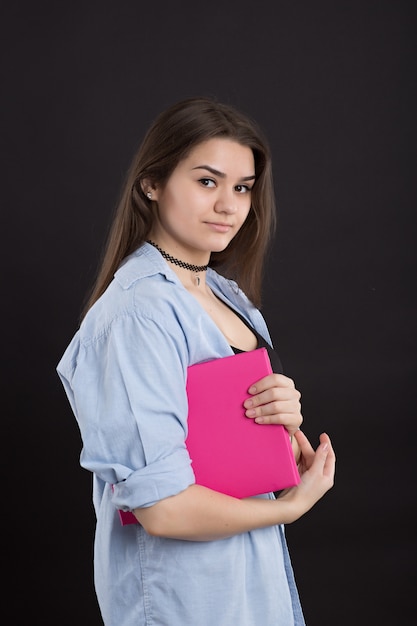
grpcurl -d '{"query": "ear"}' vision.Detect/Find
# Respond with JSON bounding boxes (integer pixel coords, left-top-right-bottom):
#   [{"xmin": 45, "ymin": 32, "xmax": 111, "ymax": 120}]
[{"xmin": 140, "ymin": 178, "xmax": 159, "ymax": 201}]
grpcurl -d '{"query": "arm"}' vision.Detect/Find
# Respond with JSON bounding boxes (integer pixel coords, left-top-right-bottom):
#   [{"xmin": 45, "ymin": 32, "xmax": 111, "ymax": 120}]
[{"xmin": 134, "ymin": 430, "xmax": 335, "ymax": 540}]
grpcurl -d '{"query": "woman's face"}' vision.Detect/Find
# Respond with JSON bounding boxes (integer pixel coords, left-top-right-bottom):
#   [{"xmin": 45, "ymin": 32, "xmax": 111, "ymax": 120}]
[{"xmin": 149, "ymin": 138, "xmax": 255, "ymax": 262}]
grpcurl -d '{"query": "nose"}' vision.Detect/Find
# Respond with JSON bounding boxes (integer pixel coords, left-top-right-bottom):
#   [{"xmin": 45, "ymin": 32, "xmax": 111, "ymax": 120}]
[{"xmin": 214, "ymin": 188, "xmax": 238, "ymax": 215}]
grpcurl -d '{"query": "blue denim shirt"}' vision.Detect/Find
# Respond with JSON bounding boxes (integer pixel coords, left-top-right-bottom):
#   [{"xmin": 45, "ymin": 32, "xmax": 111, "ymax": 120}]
[{"xmin": 57, "ymin": 242, "xmax": 305, "ymax": 626}]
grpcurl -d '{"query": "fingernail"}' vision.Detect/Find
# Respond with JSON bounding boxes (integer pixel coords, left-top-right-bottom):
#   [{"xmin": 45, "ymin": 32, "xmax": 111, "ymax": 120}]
[
  {"xmin": 248, "ymin": 386, "xmax": 257, "ymax": 394},
  {"xmin": 246, "ymin": 409, "xmax": 256, "ymax": 417},
  {"xmin": 322, "ymin": 443, "xmax": 329, "ymax": 452}
]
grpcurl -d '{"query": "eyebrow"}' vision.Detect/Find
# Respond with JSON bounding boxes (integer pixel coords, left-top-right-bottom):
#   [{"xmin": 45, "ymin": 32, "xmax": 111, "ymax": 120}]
[{"xmin": 192, "ymin": 165, "xmax": 256, "ymax": 181}]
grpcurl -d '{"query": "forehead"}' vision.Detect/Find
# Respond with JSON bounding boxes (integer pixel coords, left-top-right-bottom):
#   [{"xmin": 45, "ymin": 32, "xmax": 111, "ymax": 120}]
[{"xmin": 181, "ymin": 138, "xmax": 255, "ymax": 173}]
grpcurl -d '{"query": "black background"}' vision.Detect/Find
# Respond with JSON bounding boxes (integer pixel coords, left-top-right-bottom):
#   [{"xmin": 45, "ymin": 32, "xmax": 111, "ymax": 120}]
[{"xmin": 2, "ymin": 2, "xmax": 416, "ymax": 624}]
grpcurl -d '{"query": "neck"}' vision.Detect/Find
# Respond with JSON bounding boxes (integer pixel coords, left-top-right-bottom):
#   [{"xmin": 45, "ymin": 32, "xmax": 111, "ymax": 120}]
[{"xmin": 147, "ymin": 239, "xmax": 209, "ymax": 288}]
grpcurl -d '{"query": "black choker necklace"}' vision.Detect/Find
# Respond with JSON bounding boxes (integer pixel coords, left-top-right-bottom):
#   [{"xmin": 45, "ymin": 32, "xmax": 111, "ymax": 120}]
[{"xmin": 147, "ymin": 240, "xmax": 209, "ymax": 273}]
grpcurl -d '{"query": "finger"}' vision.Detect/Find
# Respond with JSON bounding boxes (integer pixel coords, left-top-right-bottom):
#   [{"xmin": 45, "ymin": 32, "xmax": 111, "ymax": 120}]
[
  {"xmin": 248, "ymin": 373, "xmax": 296, "ymax": 395},
  {"xmin": 244, "ymin": 387, "xmax": 300, "ymax": 411},
  {"xmin": 319, "ymin": 433, "xmax": 336, "ymax": 477},
  {"xmin": 305, "ymin": 434, "xmax": 336, "ymax": 485},
  {"xmin": 293, "ymin": 429, "xmax": 316, "ymax": 462},
  {"xmin": 246, "ymin": 399, "xmax": 300, "ymax": 418},
  {"xmin": 319, "ymin": 432, "xmax": 332, "ymax": 448},
  {"xmin": 244, "ymin": 396, "xmax": 302, "ymax": 428},
  {"xmin": 251, "ymin": 410, "xmax": 303, "ymax": 432},
  {"xmin": 262, "ymin": 412, "xmax": 303, "ymax": 434}
]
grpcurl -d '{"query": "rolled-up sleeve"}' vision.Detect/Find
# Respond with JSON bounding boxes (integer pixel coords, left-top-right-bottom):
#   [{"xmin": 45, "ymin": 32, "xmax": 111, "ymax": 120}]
[{"xmin": 57, "ymin": 309, "xmax": 196, "ymax": 511}]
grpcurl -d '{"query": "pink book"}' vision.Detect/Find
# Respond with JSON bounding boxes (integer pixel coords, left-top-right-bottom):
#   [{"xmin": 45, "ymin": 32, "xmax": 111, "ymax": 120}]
[
  {"xmin": 117, "ymin": 347, "xmax": 300, "ymax": 525},
  {"xmin": 185, "ymin": 347, "xmax": 300, "ymax": 498}
]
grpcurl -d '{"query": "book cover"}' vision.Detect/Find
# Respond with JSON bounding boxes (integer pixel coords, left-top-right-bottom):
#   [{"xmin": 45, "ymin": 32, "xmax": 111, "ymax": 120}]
[{"xmin": 185, "ymin": 347, "xmax": 300, "ymax": 498}]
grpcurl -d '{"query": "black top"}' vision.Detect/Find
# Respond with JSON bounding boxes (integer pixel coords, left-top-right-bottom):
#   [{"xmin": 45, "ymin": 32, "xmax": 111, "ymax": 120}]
[{"xmin": 229, "ymin": 307, "xmax": 283, "ymax": 374}]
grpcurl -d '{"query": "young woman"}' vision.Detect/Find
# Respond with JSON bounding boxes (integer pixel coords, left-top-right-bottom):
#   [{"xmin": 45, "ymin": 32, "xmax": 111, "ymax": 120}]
[{"xmin": 57, "ymin": 97, "xmax": 335, "ymax": 626}]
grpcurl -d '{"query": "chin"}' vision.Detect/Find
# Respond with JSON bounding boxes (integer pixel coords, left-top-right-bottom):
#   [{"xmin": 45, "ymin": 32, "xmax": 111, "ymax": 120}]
[
  {"xmin": 208, "ymin": 235, "xmax": 235, "ymax": 253},
  {"xmin": 210, "ymin": 243, "xmax": 231, "ymax": 254}
]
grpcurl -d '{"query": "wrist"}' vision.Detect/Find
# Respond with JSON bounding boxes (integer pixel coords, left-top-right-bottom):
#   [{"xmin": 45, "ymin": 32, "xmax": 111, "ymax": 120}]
[{"xmin": 274, "ymin": 495, "xmax": 302, "ymax": 524}]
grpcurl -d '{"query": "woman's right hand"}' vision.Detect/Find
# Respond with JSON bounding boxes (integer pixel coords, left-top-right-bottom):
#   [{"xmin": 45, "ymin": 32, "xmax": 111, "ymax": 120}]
[{"xmin": 277, "ymin": 430, "xmax": 336, "ymax": 520}]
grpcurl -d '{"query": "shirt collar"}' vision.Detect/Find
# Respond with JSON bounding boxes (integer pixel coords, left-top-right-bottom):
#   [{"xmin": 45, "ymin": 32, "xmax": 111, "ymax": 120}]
[
  {"xmin": 114, "ymin": 242, "xmax": 242, "ymax": 308},
  {"xmin": 114, "ymin": 242, "xmax": 178, "ymax": 289}
]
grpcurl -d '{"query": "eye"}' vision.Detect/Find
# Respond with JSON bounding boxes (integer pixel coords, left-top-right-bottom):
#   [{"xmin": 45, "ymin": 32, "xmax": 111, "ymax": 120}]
[
  {"xmin": 199, "ymin": 178, "xmax": 216, "ymax": 188},
  {"xmin": 235, "ymin": 184, "xmax": 252, "ymax": 194}
]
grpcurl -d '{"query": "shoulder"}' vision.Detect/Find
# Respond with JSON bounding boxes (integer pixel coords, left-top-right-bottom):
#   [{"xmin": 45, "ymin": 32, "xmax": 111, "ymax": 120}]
[
  {"xmin": 58, "ymin": 273, "xmax": 190, "ymax": 382},
  {"xmin": 79, "ymin": 244, "xmax": 187, "ymax": 344}
]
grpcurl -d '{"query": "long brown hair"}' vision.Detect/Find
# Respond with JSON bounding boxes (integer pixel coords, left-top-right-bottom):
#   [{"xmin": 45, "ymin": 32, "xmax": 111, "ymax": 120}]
[{"xmin": 82, "ymin": 97, "xmax": 276, "ymax": 318}]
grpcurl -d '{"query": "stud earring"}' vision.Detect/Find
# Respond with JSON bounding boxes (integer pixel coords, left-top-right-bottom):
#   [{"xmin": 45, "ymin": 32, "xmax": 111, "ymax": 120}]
[{"xmin": 147, "ymin": 192, "xmax": 152, "ymax": 200}]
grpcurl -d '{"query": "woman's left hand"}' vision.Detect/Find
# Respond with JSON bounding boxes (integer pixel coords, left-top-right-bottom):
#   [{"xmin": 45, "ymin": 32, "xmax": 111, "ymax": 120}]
[{"xmin": 243, "ymin": 373, "xmax": 303, "ymax": 436}]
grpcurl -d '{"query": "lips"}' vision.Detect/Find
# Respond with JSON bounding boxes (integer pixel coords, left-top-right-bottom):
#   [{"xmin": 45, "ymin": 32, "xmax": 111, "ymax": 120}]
[{"xmin": 205, "ymin": 222, "xmax": 232, "ymax": 232}]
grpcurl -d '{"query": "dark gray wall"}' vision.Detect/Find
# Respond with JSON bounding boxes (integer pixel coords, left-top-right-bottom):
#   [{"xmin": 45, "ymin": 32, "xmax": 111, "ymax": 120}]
[{"xmin": 3, "ymin": 1, "xmax": 416, "ymax": 624}]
